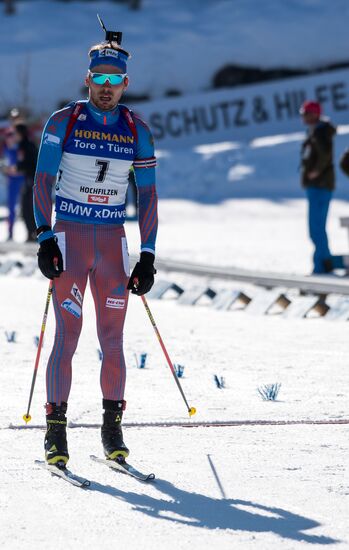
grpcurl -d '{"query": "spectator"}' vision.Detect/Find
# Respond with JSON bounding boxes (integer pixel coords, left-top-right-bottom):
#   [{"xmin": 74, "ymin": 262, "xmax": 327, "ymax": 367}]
[
  {"xmin": 0, "ymin": 126, "xmax": 25, "ymax": 240},
  {"xmin": 13, "ymin": 123, "xmax": 38, "ymax": 242},
  {"xmin": 299, "ymin": 100, "xmax": 343, "ymax": 274}
]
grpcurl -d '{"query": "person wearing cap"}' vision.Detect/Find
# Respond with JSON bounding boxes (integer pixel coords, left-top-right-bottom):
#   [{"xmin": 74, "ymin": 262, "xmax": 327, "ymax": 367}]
[
  {"xmin": 33, "ymin": 36, "xmax": 158, "ymax": 466},
  {"xmin": 300, "ymin": 100, "xmax": 340, "ymax": 274}
]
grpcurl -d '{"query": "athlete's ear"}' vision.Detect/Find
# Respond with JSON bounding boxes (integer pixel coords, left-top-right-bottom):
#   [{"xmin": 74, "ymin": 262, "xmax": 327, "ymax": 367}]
[
  {"xmin": 124, "ymin": 76, "xmax": 129, "ymax": 90},
  {"xmin": 84, "ymin": 74, "xmax": 89, "ymax": 87}
]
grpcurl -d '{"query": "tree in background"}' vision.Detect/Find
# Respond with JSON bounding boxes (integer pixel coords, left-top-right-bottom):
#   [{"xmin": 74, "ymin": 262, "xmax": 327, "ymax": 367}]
[
  {"xmin": 129, "ymin": 0, "xmax": 141, "ymax": 9},
  {"xmin": 57, "ymin": 0, "xmax": 141, "ymax": 8},
  {"xmin": 4, "ymin": 0, "xmax": 15, "ymax": 15},
  {"xmin": 2, "ymin": 0, "xmax": 141, "ymax": 15}
]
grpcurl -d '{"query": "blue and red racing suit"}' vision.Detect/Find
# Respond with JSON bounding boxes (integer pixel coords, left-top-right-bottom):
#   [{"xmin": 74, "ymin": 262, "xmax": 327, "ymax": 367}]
[{"xmin": 33, "ymin": 100, "xmax": 158, "ymax": 404}]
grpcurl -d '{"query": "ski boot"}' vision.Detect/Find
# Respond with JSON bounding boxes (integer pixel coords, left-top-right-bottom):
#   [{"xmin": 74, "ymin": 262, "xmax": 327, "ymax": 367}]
[
  {"xmin": 44, "ymin": 402, "xmax": 69, "ymax": 466},
  {"xmin": 101, "ymin": 399, "xmax": 129, "ymax": 461}
]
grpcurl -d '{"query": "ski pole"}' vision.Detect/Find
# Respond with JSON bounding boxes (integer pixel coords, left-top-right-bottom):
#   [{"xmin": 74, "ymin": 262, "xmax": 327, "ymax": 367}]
[
  {"xmin": 139, "ymin": 293, "xmax": 196, "ymax": 418},
  {"xmin": 23, "ymin": 279, "xmax": 54, "ymax": 424}
]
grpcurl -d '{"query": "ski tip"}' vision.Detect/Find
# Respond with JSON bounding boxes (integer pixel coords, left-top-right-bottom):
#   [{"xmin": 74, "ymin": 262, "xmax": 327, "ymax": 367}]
[{"xmin": 188, "ymin": 406, "xmax": 196, "ymax": 417}]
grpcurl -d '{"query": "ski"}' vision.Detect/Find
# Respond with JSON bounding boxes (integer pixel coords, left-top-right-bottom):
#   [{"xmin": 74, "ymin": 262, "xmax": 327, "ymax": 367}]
[
  {"xmin": 35, "ymin": 460, "xmax": 90, "ymax": 488},
  {"xmin": 90, "ymin": 454, "xmax": 155, "ymax": 482}
]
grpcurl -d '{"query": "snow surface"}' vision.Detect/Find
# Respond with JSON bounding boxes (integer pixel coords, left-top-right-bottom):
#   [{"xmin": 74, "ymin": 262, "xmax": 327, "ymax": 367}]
[
  {"xmin": 1, "ymin": 257, "xmax": 349, "ymax": 549},
  {"xmin": 1, "ymin": 165, "xmax": 349, "ymax": 549},
  {"xmin": 1, "ymin": 2, "xmax": 349, "ymax": 548}
]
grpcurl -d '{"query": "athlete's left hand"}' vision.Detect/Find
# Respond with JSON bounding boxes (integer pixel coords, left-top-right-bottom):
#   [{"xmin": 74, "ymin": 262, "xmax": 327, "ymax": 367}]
[
  {"xmin": 37, "ymin": 237, "xmax": 63, "ymax": 279},
  {"xmin": 127, "ymin": 252, "xmax": 156, "ymax": 295}
]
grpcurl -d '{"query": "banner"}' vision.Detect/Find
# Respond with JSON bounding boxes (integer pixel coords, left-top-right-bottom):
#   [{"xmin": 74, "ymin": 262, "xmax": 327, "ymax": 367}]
[{"xmin": 132, "ymin": 68, "xmax": 349, "ymax": 148}]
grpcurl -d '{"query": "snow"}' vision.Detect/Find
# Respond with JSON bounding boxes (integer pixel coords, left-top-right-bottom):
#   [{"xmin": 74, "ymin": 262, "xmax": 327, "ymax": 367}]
[
  {"xmin": 1, "ymin": 269, "xmax": 349, "ymax": 548},
  {"xmin": 2, "ymin": 424, "xmax": 347, "ymax": 549},
  {"xmin": 1, "ymin": 0, "xmax": 349, "ymax": 114},
  {"xmin": 1, "ymin": 172, "xmax": 349, "ymax": 548},
  {"xmin": 1, "ymin": 1, "xmax": 349, "ymax": 548}
]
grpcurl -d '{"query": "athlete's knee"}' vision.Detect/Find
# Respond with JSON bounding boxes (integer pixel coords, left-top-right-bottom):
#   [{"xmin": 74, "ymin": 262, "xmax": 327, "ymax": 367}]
[{"xmin": 99, "ymin": 333, "xmax": 123, "ymax": 355}]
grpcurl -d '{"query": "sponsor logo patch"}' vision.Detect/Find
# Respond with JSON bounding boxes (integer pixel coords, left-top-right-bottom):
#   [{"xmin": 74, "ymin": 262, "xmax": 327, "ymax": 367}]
[
  {"xmin": 73, "ymin": 129, "xmax": 133, "ymax": 144},
  {"xmin": 71, "ymin": 283, "xmax": 83, "ymax": 305},
  {"xmin": 61, "ymin": 299, "xmax": 82, "ymax": 318},
  {"xmin": 43, "ymin": 133, "xmax": 61, "ymax": 145},
  {"xmin": 88, "ymin": 194, "xmax": 109, "ymax": 204},
  {"xmin": 99, "ymin": 49, "xmax": 119, "ymax": 59},
  {"xmin": 77, "ymin": 113, "xmax": 87, "ymax": 121},
  {"xmin": 106, "ymin": 297, "xmax": 125, "ymax": 309}
]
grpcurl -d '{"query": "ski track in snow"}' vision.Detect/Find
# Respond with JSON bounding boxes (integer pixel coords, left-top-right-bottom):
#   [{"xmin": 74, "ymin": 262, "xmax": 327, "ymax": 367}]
[
  {"xmin": 0, "ymin": 269, "xmax": 348, "ymax": 549},
  {"xmin": 1, "ymin": 154, "xmax": 349, "ymax": 547}
]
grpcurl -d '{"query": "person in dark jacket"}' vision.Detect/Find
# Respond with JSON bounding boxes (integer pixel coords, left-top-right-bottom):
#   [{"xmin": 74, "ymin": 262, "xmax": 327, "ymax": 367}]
[
  {"xmin": 300, "ymin": 100, "xmax": 342, "ymax": 274},
  {"xmin": 13, "ymin": 123, "xmax": 38, "ymax": 242}
]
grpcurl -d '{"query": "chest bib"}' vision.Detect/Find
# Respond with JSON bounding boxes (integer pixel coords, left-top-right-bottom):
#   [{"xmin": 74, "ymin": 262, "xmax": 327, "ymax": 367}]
[{"xmin": 55, "ymin": 106, "xmax": 136, "ymax": 224}]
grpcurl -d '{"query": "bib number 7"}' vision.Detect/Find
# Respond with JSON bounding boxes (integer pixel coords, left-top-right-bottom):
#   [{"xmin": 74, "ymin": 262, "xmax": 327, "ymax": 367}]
[{"xmin": 95, "ymin": 159, "xmax": 110, "ymax": 183}]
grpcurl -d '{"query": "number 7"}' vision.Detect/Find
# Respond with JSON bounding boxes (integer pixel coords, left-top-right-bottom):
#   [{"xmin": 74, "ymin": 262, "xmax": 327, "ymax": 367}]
[{"xmin": 95, "ymin": 159, "xmax": 110, "ymax": 183}]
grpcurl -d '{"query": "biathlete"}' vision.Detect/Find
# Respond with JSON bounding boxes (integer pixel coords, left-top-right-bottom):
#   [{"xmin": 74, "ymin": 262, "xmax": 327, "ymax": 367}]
[{"xmin": 33, "ymin": 26, "xmax": 158, "ymax": 466}]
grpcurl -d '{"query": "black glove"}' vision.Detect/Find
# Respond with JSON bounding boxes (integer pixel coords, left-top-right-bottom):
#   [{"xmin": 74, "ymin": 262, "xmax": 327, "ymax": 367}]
[
  {"xmin": 127, "ymin": 251, "xmax": 156, "ymax": 296},
  {"xmin": 37, "ymin": 237, "xmax": 63, "ymax": 279}
]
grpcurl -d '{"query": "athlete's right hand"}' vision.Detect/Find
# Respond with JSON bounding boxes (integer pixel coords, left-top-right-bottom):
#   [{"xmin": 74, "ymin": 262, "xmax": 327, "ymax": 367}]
[{"xmin": 37, "ymin": 237, "xmax": 63, "ymax": 279}]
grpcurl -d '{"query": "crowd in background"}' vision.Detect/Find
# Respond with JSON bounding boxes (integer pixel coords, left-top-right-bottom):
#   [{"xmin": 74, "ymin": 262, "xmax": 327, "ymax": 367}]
[
  {"xmin": 0, "ymin": 108, "xmax": 38, "ymax": 241},
  {"xmin": 2, "ymin": 98, "xmax": 349, "ymax": 276}
]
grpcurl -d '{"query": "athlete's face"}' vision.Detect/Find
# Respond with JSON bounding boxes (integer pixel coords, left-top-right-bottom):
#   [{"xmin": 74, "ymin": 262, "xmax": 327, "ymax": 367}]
[{"xmin": 86, "ymin": 64, "xmax": 129, "ymax": 111}]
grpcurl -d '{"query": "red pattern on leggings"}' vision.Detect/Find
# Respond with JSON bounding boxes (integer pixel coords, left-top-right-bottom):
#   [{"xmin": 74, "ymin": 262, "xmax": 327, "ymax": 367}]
[{"xmin": 46, "ymin": 220, "xmax": 129, "ymax": 404}]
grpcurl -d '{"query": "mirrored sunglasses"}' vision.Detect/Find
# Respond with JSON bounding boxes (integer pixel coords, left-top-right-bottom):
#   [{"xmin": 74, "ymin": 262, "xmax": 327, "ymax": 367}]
[{"xmin": 89, "ymin": 71, "xmax": 127, "ymax": 86}]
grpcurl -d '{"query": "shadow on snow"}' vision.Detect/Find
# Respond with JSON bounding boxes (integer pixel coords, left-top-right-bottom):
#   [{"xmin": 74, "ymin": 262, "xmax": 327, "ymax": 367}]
[{"xmin": 88, "ymin": 477, "xmax": 338, "ymax": 545}]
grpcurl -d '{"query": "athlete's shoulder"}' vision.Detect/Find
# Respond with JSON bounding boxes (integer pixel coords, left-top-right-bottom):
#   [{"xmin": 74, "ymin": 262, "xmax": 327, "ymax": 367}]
[
  {"xmin": 43, "ymin": 101, "xmax": 88, "ymax": 141},
  {"xmin": 119, "ymin": 104, "xmax": 150, "ymax": 131},
  {"xmin": 49, "ymin": 100, "xmax": 87, "ymax": 124},
  {"xmin": 49, "ymin": 103, "xmax": 75, "ymax": 124},
  {"xmin": 132, "ymin": 112, "xmax": 154, "ymax": 151},
  {"xmin": 132, "ymin": 111, "xmax": 151, "ymax": 133}
]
